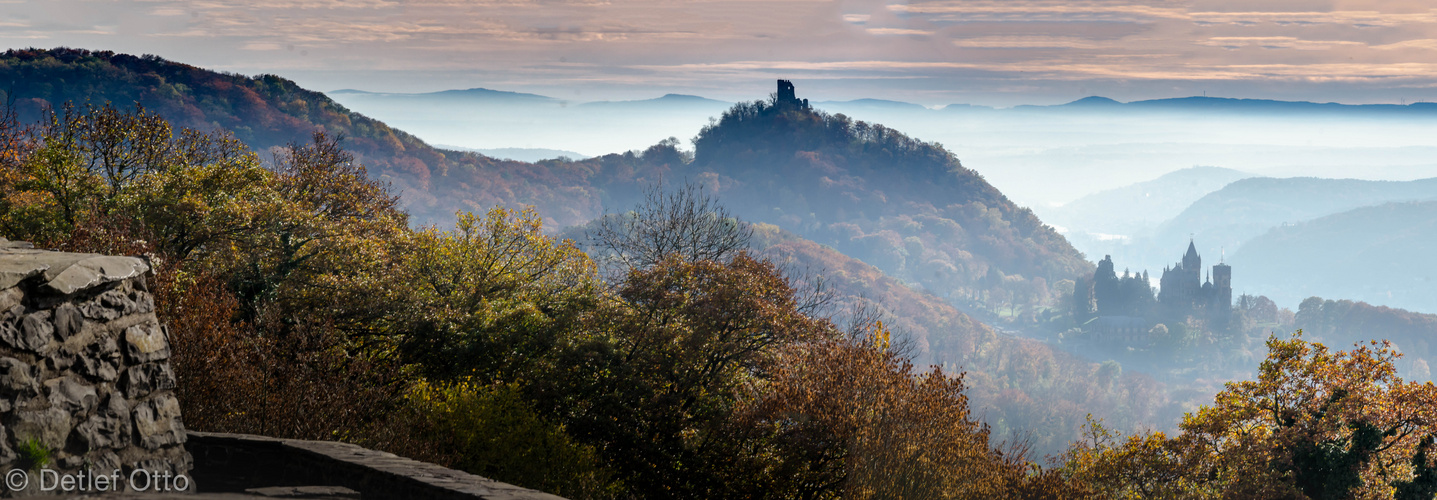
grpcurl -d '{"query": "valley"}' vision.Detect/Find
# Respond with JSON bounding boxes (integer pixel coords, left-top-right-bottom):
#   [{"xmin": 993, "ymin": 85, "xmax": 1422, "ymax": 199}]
[{"xmin": 3, "ymin": 46, "xmax": 1436, "ymax": 498}]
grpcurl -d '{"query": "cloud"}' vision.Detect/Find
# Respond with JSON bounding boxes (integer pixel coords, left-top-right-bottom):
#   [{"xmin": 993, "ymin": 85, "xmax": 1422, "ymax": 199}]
[
  {"xmin": 888, "ymin": 1, "xmax": 1190, "ymax": 22},
  {"xmin": 866, "ymin": 28, "xmax": 934, "ymax": 36},
  {"xmin": 187, "ymin": 0, "xmax": 399, "ymax": 9},
  {"xmin": 239, "ymin": 41, "xmax": 284, "ymax": 51},
  {"xmin": 12, "ymin": 0, "xmax": 1437, "ymax": 104},
  {"xmin": 1372, "ymin": 38, "xmax": 1437, "ymax": 50},
  {"xmin": 1195, "ymin": 36, "xmax": 1369, "ymax": 50},
  {"xmin": 952, "ymin": 36, "xmax": 1106, "ymax": 49},
  {"xmin": 1188, "ymin": 9, "xmax": 1437, "ymax": 27}
]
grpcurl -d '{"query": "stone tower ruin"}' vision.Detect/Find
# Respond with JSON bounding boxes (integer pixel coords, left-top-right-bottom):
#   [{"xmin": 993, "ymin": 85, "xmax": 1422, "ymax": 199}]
[{"xmin": 775, "ymin": 79, "xmax": 809, "ymax": 109}]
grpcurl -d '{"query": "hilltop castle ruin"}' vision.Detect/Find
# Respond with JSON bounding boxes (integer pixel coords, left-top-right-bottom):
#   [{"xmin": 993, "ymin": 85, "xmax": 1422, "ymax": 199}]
[{"xmin": 775, "ymin": 79, "xmax": 810, "ymax": 109}]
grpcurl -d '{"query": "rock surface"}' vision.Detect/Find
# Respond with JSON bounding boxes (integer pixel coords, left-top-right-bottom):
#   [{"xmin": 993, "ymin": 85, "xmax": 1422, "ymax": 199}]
[{"xmin": 0, "ymin": 239, "xmax": 189, "ymax": 495}]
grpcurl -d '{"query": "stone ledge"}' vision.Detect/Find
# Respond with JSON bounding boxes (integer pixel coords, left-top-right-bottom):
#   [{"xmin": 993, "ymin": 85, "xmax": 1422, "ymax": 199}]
[
  {"xmin": 186, "ymin": 432, "xmax": 567, "ymax": 500},
  {"xmin": 0, "ymin": 238, "xmax": 150, "ymax": 295}
]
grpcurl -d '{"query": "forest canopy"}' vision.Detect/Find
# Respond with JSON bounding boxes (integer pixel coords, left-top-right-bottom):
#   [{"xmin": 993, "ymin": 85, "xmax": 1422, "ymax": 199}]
[{"xmin": 2, "ymin": 53, "xmax": 1434, "ymax": 499}]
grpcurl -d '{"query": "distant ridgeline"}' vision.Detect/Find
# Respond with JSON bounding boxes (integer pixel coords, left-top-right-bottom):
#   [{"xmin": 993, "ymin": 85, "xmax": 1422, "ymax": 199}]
[
  {"xmin": 0, "ymin": 50, "xmax": 1090, "ymax": 311},
  {"xmin": 1074, "ymin": 240, "xmax": 1233, "ymax": 343},
  {"xmin": 0, "ymin": 50, "xmax": 1088, "ymax": 297}
]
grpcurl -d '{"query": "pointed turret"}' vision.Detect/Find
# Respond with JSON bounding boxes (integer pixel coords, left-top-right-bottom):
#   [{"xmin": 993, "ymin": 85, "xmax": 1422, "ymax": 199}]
[{"xmin": 1182, "ymin": 239, "xmax": 1201, "ymax": 271}]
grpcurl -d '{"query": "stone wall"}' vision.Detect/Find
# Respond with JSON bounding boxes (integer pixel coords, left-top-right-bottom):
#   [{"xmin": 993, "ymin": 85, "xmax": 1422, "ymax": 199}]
[
  {"xmin": 0, "ymin": 238, "xmax": 190, "ymax": 493},
  {"xmin": 186, "ymin": 432, "xmax": 566, "ymax": 499}
]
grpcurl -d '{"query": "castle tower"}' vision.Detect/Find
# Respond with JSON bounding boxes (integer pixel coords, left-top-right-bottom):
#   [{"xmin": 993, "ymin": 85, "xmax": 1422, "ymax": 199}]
[
  {"xmin": 1160, "ymin": 239, "xmax": 1206, "ymax": 314},
  {"xmin": 777, "ymin": 79, "xmax": 797, "ymax": 105},
  {"xmin": 1212, "ymin": 262, "xmax": 1232, "ymax": 320},
  {"xmin": 775, "ymin": 79, "xmax": 809, "ymax": 109},
  {"xmin": 1182, "ymin": 239, "xmax": 1201, "ymax": 275}
]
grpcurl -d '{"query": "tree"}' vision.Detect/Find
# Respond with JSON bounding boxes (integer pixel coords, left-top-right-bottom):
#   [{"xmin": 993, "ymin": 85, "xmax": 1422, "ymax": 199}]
[
  {"xmin": 1065, "ymin": 332, "xmax": 1437, "ymax": 499},
  {"xmin": 400, "ymin": 207, "xmax": 599, "ymax": 380},
  {"xmin": 740, "ymin": 322, "xmax": 1084, "ymax": 499},
  {"xmin": 0, "ymin": 103, "xmax": 432, "ymax": 462},
  {"xmin": 538, "ymin": 252, "xmax": 835, "ymax": 497},
  {"xmin": 589, "ymin": 182, "xmax": 751, "ymax": 271}
]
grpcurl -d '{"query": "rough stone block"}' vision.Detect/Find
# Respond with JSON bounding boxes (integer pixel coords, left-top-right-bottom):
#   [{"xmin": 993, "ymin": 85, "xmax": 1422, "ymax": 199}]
[
  {"xmin": 0, "ymin": 287, "xmax": 21, "ymax": 312},
  {"xmin": 130, "ymin": 291, "xmax": 155, "ymax": 314},
  {"xmin": 74, "ymin": 393, "xmax": 130, "ymax": 451},
  {"xmin": 18, "ymin": 310, "xmax": 55, "ymax": 352},
  {"xmin": 45, "ymin": 375, "xmax": 99, "ymax": 415},
  {"xmin": 1, "ymin": 308, "xmax": 55, "ymax": 354},
  {"xmin": 133, "ymin": 393, "xmax": 185, "ymax": 450},
  {"xmin": 14, "ymin": 407, "xmax": 73, "ymax": 450},
  {"xmin": 123, "ymin": 323, "xmax": 171, "ymax": 363},
  {"xmin": 79, "ymin": 300, "xmax": 122, "ymax": 321},
  {"xmin": 0, "ymin": 357, "xmax": 38, "ymax": 396},
  {"xmin": 52, "ymin": 302, "xmax": 83, "ymax": 340},
  {"xmin": 78, "ymin": 335, "xmax": 120, "ymax": 382},
  {"xmin": 99, "ymin": 288, "xmax": 135, "ymax": 314},
  {"xmin": 121, "ymin": 363, "xmax": 177, "ymax": 400},
  {"xmin": 0, "ymin": 426, "xmax": 15, "ymax": 464}
]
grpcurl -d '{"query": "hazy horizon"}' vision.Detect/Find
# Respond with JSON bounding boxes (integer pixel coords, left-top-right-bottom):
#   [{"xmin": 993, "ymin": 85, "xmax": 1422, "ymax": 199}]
[
  {"xmin": 326, "ymin": 84, "xmax": 1437, "ymax": 210},
  {"xmin": 11, "ymin": 1, "xmax": 1437, "ymax": 108}
]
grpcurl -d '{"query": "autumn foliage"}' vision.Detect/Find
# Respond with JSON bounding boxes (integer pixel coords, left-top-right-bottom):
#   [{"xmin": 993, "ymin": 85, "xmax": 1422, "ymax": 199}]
[
  {"xmin": 1063, "ymin": 332, "xmax": 1437, "ymax": 499},
  {"xmin": 0, "ymin": 102, "xmax": 1091, "ymax": 498},
  {"xmin": 4, "ymin": 91, "xmax": 1436, "ymax": 500}
]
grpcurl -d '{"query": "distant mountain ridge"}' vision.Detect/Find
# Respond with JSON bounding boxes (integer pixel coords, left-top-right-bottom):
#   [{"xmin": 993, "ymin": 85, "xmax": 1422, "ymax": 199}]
[
  {"xmin": 1069, "ymin": 176, "xmax": 1437, "ymax": 314},
  {"xmin": 1232, "ymin": 200, "xmax": 1437, "ymax": 313},
  {"xmin": 330, "ymin": 87, "xmax": 1437, "ymax": 116},
  {"xmin": 334, "ymin": 87, "xmax": 561, "ymax": 104},
  {"xmin": 436, "ymin": 146, "xmax": 592, "ymax": 162},
  {"xmin": 814, "ymin": 99, "xmax": 931, "ymax": 112},
  {"xmin": 1043, "ymin": 166, "xmax": 1254, "ymax": 236},
  {"xmin": 1020, "ymin": 96, "xmax": 1437, "ymax": 115},
  {"xmin": 0, "ymin": 48, "xmax": 1181, "ymax": 457},
  {"xmin": 0, "ymin": 48, "xmax": 1086, "ymax": 290},
  {"xmin": 1153, "ymin": 176, "xmax": 1437, "ymax": 258},
  {"xmin": 579, "ymin": 94, "xmax": 730, "ymax": 108}
]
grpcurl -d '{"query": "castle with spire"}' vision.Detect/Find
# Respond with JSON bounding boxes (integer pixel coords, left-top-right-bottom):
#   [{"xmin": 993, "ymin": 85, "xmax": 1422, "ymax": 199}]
[
  {"xmin": 1075, "ymin": 239, "xmax": 1234, "ymax": 342},
  {"xmin": 1158, "ymin": 240, "xmax": 1232, "ymax": 322}
]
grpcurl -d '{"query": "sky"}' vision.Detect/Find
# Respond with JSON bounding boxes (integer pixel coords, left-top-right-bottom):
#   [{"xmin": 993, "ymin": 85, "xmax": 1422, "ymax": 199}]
[{"xmin": 6, "ymin": 0, "xmax": 1437, "ymax": 106}]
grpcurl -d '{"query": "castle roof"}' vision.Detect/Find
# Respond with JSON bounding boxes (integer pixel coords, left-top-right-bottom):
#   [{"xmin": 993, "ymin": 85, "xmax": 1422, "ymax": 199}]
[{"xmin": 1185, "ymin": 240, "xmax": 1199, "ymax": 261}]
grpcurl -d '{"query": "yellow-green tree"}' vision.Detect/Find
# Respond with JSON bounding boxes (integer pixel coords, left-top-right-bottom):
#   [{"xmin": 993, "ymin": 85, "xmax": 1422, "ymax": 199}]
[
  {"xmin": 400, "ymin": 207, "xmax": 599, "ymax": 380},
  {"xmin": 0, "ymin": 102, "xmax": 427, "ymax": 457},
  {"xmin": 1064, "ymin": 332, "xmax": 1437, "ymax": 500}
]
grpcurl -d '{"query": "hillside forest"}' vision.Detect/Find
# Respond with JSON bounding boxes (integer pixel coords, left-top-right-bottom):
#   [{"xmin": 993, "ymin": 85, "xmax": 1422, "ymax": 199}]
[{"xmin": 1, "ymin": 47, "xmax": 1436, "ymax": 499}]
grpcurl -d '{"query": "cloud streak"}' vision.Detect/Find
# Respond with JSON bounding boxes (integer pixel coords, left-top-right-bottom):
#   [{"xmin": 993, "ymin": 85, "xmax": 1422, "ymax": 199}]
[{"xmin": 7, "ymin": 0, "xmax": 1437, "ymax": 105}]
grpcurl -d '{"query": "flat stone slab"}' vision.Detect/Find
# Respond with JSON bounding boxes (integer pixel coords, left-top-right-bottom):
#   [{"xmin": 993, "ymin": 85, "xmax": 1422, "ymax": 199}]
[
  {"xmin": 187, "ymin": 432, "xmax": 568, "ymax": 500},
  {"xmin": 0, "ymin": 238, "xmax": 149, "ymax": 294},
  {"xmin": 246, "ymin": 486, "xmax": 362, "ymax": 498},
  {"xmin": 72, "ymin": 494, "xmax": 354, "ymax": 500}
]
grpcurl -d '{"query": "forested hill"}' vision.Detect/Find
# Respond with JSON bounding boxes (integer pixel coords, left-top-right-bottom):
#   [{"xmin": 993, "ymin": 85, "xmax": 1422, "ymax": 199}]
[
  {"xmin": 687, "ymin": 98, "xmax": 1092, "ymax": 292},
  {"xmin": 0, "ymin": 47, "xmax": 567, "ymax": 224},
  {"xmin": 0, "ymin": 48, "xmax": 1090, "ymax": 296},
  {"xmin": 0, "ymin": 49, "xmax": 435, "ymax": 189}
]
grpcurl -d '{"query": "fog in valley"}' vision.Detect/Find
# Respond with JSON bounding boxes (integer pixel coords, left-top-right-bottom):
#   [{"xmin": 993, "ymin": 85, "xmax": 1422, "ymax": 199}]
[{"xmin": 332, "ymin": 88, "xmax": 1437, "ymax": 314}]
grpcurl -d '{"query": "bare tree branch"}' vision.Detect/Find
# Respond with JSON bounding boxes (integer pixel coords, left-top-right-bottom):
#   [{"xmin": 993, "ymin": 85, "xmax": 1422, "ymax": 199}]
[{"xmin": 589, "ymin": 181, "xmax": 752, "ymax": 271}]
